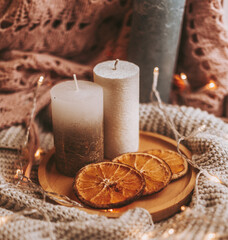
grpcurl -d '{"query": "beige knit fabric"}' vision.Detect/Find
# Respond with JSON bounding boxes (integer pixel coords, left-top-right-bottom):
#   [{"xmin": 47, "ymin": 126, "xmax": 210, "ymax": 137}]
[{"xmin": 0, "ymin": 104, "xmax": 227, "ymax": 239}]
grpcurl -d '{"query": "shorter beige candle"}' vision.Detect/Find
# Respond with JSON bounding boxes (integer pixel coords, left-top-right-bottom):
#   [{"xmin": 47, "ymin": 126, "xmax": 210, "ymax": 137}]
[{"xmin": 50, "ymin": 79, "xmax": 104, "ymax": 177}]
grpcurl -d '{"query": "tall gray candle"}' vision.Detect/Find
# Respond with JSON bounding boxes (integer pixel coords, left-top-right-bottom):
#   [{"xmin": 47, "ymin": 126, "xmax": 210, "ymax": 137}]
[
  {"xmin": 50, "ymin": 80, "xmax": 104, "ymax": 177},
  {"xmin": 128, "ymin": 0, "xmax": 186, "ymax": 102}
]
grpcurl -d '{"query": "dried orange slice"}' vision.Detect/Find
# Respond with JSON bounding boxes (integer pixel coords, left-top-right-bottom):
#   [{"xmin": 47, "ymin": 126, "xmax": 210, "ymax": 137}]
[
  {"xmin": 113, "ymin": 153, "xmax": 172, "ymax": 196},
  {"xmin": 145, "ymin": 149, "xmax": 188, "ymax": 180},
  {"xmin": 73, "ymin": 162, "xmax": 145, "ymax": 209}
]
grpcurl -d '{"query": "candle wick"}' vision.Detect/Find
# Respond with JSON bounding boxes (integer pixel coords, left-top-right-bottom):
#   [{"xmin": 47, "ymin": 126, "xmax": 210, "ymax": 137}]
[
  {"xmin": 113, "ymin": 59, "xmax": 119, "ymax": 70},
  {"xmin": 73, "ymin": 74, "xmax": 79, "ymax": 91}
]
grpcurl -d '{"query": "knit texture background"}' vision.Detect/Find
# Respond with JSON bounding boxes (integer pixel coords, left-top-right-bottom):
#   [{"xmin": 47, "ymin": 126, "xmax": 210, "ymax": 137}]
[
  {"xmin": 172, "ymin": 0, "xmax": 228, "ymax": 117},
  {"xmin": 0, "ymin": 103, "xmax": 227, "ymax": 239},
  {"xmin": 0, "ymin": 0, "xmax": 133, "ymax": 175},
  {"xmin": 2, "ymin": 0, "xmax": 228, "ymax": 130},
  {"xmin": 0, "ymin": 0, "xmax": 228, "ymax": 238},
  {"xmin": 0, "ymin": 0, "xmax": 132, "ymax": 129},
  {"xmin": 1, "ymin": 0, "xmax": 228, "ymax": 163}
]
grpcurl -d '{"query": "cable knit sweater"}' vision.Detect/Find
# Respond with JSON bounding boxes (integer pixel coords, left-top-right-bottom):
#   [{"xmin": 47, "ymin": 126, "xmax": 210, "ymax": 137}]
[{"xmin": 0, "ymin": 0, "xmax": 132, "ymax": 129}]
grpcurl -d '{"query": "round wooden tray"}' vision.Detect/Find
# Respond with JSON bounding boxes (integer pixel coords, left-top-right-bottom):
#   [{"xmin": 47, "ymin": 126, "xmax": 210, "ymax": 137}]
[{"xmin": 38, "ymin": 131, "xmax": 197, "ymax": 222}]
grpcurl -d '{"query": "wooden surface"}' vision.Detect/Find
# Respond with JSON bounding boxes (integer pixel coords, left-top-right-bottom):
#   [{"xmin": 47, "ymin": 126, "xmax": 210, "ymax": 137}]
[{"xmin": 38, "ymin": 131, "xmax": 197, "ymax": 222}]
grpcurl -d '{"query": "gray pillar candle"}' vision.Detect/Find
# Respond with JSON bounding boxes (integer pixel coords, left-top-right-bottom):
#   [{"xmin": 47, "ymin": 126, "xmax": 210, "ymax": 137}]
[{"xmin": 128, "ymin": 0, "xmax": 186, "ymax": 102}]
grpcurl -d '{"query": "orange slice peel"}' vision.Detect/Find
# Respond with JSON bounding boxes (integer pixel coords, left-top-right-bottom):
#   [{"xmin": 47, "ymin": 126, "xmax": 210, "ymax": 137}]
[
  {"xmin": 73, "ymin": 162, "xmax": 145, "ymax": 209},
  {"xmin": 144, "ymin": 149, "xmax": 188, "ymax": 180},
  {"xmin": 113, "ymin": 153, "xmax": 172, "ymax": 196}
]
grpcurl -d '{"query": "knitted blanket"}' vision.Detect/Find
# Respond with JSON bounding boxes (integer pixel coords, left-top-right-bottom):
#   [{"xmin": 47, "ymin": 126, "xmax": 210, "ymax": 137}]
[{"xmin": 0, "ymin": 104, "xmax": 227, "ymax": 239}]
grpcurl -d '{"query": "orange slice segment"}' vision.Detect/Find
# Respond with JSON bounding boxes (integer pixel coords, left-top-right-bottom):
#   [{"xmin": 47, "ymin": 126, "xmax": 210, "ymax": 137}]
[
  {"xmin": 73, "ymin": 162, "xmax": 145, "ymax": 209},
  {"xmin": 113, "ymin": 153, "xmax": 172, "ymax": 196},
  {"xmin": 145, "ymin": 149, "xmax": 188, "ymax": 180}
]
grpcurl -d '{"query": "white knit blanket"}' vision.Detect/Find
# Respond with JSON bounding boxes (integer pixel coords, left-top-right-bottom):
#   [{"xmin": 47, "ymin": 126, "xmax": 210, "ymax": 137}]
[{"xmin": 0, "ymin": 104, "xmax": 227, "ymax": 240}]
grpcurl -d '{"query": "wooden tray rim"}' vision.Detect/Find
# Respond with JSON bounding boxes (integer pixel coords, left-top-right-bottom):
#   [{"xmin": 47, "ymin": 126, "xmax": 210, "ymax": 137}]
[{"xmin": 38, "ymin": 131, "xmax": 197, "ymax": 220}]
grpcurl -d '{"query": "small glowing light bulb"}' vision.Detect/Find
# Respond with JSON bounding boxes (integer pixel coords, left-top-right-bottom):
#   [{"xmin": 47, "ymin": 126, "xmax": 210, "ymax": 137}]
[
  {"xmin": 162, "ymin": 228, "xmax": 175, "ymax": 238},
  {"xmin": 181, "ymin": 205, "xmax": 186, "ymax": 211},
  {"xmin": 38, "ymin": 76, "xmax": 44, "ymax": 86},
  {"xmin": 0, "ymin": 216, "xmax": 8, "ymax": 226},
  {"xmin": 154, "ymin": 67, "xmax": 159, "ymax": 73},
  {"xmin": 14, "ymin": 169, "xmax": 23, "ymax": 179},
  {"xmin": 208, "ymin": 82, "xmax": 215, "ymax": 89},
  {"xmin": 34, "ymin": 148, "xmax": 43, "ymax": 159},
  {"xmin": 152, "ymin": 67, "xmax": 159, "ymax": 92},
  {"xmin": 205, "ymin": 80, "xmax": 217, "ymax": 90},
  {"xmin": 208, "ymin": 175, "xmax": 221, "ymax": 183},
  {"xmin": 141, "ymin": 234, "xmax": 150, "ymax": 240},
  {"xmin": 204, "ymin": 233, "xmax": 216, "ymax": 240},
  {"xmin": 168, "ymin": 228, "xmax": 175, "ymax": 235},
  {"xmin": 180, "ymin": 73, "xmax": 187, "ymax": 80},
  {"xmin": 173, "ymin": 73, "xmax": 189, "ymax": 91}
]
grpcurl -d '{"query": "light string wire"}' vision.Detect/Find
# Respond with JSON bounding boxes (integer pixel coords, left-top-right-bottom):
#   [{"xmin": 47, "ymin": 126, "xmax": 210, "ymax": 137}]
[
  {"xmin": 0, "ymin": 76, "xmax": 81, "ymax": 239},
  {"xmin": 151, "ymin": 67, "xmax": 228, "ymax": 190},
  {"xmin": 142, "ymin": 67, "xmax": 228, "ymax": 239},
  {"xmin": 140, "ymin": 205, "xmax": 228, "ymax": 240},
  {"xmin": 0, "ymin": 76, "xmax": 55, "ymax": 239},
  {"xmin": 0, "ymin": 72, "xmax": 227, "ymax": 239},
  {"xmin": 24, "ymin": 76, "xmax": 44, "ymax": 148}
]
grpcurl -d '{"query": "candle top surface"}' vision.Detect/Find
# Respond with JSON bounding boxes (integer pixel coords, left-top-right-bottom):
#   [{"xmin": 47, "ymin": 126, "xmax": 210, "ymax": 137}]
[
  {"xmin": 50, "ymin": 80, "xmax": 102, "ymax": 102},
  {"xmin": 93, "ymin": 60, "xmax": 139, "ymax": 79}
]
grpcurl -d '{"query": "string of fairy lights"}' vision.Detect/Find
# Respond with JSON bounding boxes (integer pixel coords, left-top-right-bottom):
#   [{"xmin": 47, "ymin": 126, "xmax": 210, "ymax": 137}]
[
  {"xmin": 152, "ymin": 67, "xmax": 227, "ymax": 188},
  {"xmin": 0, "ymin": 76, "xmax": 82, "ymax": 240},
  {"xmin": 141, "ymin": 68, "xmax": 228, "ymax": 239},
  {"xmin": 0, "ymin": 71, "xmax": 227, "ymax": 239}
]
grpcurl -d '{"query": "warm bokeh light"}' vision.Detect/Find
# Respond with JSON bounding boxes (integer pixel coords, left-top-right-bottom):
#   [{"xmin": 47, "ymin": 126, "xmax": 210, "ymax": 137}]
[
  {"xmin": 208, "ymin": 175, "xmax": 221, "ymax": 183},
  {"xmin": 162, "ymin": 228, "xmax": 175, "ymax": 238},
  {"xmin": 180, "ymin": 73, "xmax": 187, "ymax": 80},
  {"xmin": 181, "ymin": 205, "xmax": 186, "ymax": 211},
  {"xmin": 205, "ymin": 80, "xmax": 217, "ymax": 90},
  {"xmin": 34, "ymin": 148, "xmax": 43, "ymax": 159},
  {"xmin": 204, "ymin": 233, "xmax": 216, "ymax": 240},
  {"xmin": 141, "ymin": 234, "xmax": 150, "ymax": 240},
  {"xmin": 38, "ymin": 76, "xmax": 44, "ymax": 86},
  {"xmin": 0, "ymin": 216, "xmax": 7, "ymax": 226},
  {"xmin": 168, "ymin": 229, "xmax": 175, "ymax": 235},
  {"xmin": 154, "ymin": 67, "xmax": 159, "ymax": 73},
  {"xmin": 173, "ymin": 73, "xmax": 188, "ymax": 90},
  {"xmin": 14, "ymin": 169, "xmax": 23, "ymax": 179}
]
